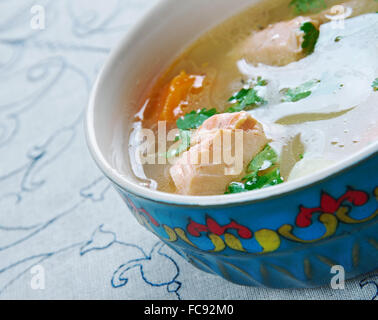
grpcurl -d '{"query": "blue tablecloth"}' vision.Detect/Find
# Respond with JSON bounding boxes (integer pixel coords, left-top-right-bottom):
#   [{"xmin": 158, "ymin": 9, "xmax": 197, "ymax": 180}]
[{"xmin": 0, "ymin": 0, "xmax": 377, "ymax": 300}]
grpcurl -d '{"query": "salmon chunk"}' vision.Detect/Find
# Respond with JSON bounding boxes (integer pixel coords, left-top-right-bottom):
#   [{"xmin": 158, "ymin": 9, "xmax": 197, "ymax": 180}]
[
  {"xmin": 170, "ymin": 112, "xmax": 268, "ymax": 195},
  {"xmin": 237, "ymin": 17, "xmax": 319, "ymax": 66}
]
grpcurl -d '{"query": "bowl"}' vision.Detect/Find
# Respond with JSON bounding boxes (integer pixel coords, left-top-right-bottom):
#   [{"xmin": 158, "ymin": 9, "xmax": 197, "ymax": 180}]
[{"xmin": 85, "ymin": 0, "xmax": 378, "ymax": 288}]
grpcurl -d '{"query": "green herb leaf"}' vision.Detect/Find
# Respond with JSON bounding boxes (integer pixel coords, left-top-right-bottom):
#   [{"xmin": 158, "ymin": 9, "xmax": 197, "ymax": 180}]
[
  {"xmin": 281, "ymin": 79, "xmax": 320, "ymax": 102},
  {"xmin": 301, "ymin": 22, "xmax": 320, "ymax": 55},
  {"xmin": 176, "ymin": 108, "xmax": 217, "ymax": 130},
  {"xmin": 247, "ymin": 145, "xmax": 278, "ymax": 174},
  {"xmin": 289, "ymin": 0, "xmax": 326, "ymax": 14},
  {"xmin": 228, "ymin": 88, "xmax": 250, "ymax": 102},
  {"xmin": 168, "ymin": 108, "xmax": 217, "ymax": 158},
  {"xmin": 166, "ymin": 129, "xmax": 191, "ymax": 158},
  {"xmin": 256, "ymin": 76, "xmax": 268, "ymax": 87},
  {"xmin": 225, "ymin": 182, "xmax": 247, "ymax": 194},
  {"xmin": 245, "ymin": 168, "xmax": 284, "ymax": 191},
  {"xmin": 372, "ymin": 78, "xmax": 378, "ymax": 92},
  {"xmin": 226, "ymin": 80, "xmax": 267, "ymax": 113},
  {"xmin": 225, "ymin": 145, "xmax": 283, "ymax": 194}
]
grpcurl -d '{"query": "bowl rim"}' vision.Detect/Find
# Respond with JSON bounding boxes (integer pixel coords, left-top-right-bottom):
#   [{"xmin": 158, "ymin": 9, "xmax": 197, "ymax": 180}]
[{"xmin": 85, "ymin": 0, "xmax": 378, "ymax": 207}]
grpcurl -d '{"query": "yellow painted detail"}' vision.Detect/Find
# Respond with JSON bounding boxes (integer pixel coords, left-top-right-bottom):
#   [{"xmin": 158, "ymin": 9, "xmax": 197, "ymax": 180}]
[
  {"xmin": 278, "ymin": 213, "xmax": 338, "ymax": 243},
  {"xmin": 224, "ymin": 233, "xmax": 246, "ymax": 252},
  {"xmin": 336, "ymin": 206, "xmax": 378, "ymax": 224},
  {"xmin": 208, "ymin": 233, "xmax": 226, "ymax": 252},
  {"xmin": 174, "ymin": 227, "xmax": 197, "ymax": 247},
  {"xmin": 162, "ymin": 225, "xmax": 178, "ymax": 242},
  {"xmin": 255, "ymin": 229, "xmax": 281, "ymax": 253}
]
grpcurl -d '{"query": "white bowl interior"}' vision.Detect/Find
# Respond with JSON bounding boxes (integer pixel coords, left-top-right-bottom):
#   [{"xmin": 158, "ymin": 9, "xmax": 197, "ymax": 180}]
[{"xmin": 86, "ymin": 0, "xmax": 378, "ymax": 206}]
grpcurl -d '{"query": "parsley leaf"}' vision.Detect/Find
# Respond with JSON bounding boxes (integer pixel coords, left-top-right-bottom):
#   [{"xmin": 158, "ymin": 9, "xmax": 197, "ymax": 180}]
[
  {"xmin": 176, "ymin": 108, "xmax": 217, "ymax": 130},
  {"xmin": 290, "ymin": 0, "xmax": 326, "ymax": 14},
  {"xmin": 226, "ymin": 78, "xmax": 267, "ymax": 113},
  {"xmin": 372, "ymin": 78, "xmax": 378, "ymax": 92},
  {"xmin": 281, "ymin": 79, "xmax": 320, "ymax": 102},
  {"xmin": 301, "ymin": 22, "xmax": 320, "ymax": 55},
  {"xmin": 225, "ymin": 145, "xmax": 283, "ymax": 194}
]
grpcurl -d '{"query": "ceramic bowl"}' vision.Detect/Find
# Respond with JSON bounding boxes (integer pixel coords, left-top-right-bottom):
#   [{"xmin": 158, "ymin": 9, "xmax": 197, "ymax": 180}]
[{"xmin": 85, "ymin": 0, "xmax": 378, "ymax": 288}]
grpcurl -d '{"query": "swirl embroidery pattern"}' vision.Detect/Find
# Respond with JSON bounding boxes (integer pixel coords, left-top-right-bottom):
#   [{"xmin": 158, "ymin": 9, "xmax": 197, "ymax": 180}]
[{"xmin": 0, "ymin": 0, "xmax": 183, "ymax": 300}]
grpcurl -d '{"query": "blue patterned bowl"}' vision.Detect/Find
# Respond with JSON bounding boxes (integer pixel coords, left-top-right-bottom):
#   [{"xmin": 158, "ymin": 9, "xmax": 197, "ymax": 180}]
[{"xmin": 85, "ymin": 0, "xmax": 378, "ymax": 288}]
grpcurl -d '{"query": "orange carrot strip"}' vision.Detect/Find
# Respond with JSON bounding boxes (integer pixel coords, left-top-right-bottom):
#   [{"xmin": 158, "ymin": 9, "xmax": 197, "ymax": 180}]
[{"xmin": 158, "ymin": 71, "xmax": 199, "ymax": 122}]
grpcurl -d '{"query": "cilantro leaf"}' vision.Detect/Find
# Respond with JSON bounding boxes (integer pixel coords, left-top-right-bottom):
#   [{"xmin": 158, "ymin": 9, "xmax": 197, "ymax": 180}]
[
  {"xmin": 247, "ymin": 145, "xmax": 278, "ymax": 173},
  {"xmin": 281, "ymin": 79, "xmax": 320, "ymax": 102},
  {"xmin": 290, "ymin": 0, "xmax": 326, "ymax": 14},
  {"xmin": 301, "ymin": 22, "xmax": 320, "ymax": 55},
  {"xmin": 167, "ymin": 108, "xmax": 217, "ymax": 158},
  {"xmin": 166, "ymin": 129, "xmax": 191, "ymax": 158},
  {"xmin": 244, "ymin": 168, "xmax": 284, "ymax": 191},
  {"xmin": 225, "ymin": 182, "xmax": 247, "ymax": 194},
  {"xmin": 176, "ymin": 108, "xmax": 217, "ymax": 130},
  {"xmin": 372, "ymin": 78, "xmax": 378, "ymax": 92},
  {"xmin": 256, "ymin": 76, "xmax": 268, "ymax": 87},
  {"xmin": 226, "ymin": 79, "xmax": 267, "ymax": 113},
  {"xmin": 225, "ymin": 145, "xmax": 283, "ymax": 194}
]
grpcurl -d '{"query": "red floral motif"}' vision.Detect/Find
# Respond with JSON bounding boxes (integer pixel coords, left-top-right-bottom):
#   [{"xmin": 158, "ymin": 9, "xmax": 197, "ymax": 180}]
[
  {"xmin": 126, "ymin": 197, "xmax": 160, "ymax": 227},
  {"xmin": 187, "ymin": 216, "xmax": 252, "ymax": 239},
  {"xmin": 296, "ymin": 188, "xmax": 369, "ymax": 228}
]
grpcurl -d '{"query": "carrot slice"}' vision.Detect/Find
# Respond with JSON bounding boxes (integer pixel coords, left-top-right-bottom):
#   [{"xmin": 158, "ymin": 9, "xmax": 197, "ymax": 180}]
[
  {"xmin": 159, "ymin": 71, "xmax": 205, "ymax": 122},
  {"xmin": 140, "ymin": 71, "xmax": 205, "ymax": 125}
]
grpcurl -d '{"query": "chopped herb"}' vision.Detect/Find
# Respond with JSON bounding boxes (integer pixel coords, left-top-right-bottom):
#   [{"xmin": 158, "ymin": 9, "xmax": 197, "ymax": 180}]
[
  {"xmin": 226, "ymin": 78, "xmax": 267, "ymax": 113},
  {"xmin": 176, "ymin": 108, "xmax": 217, "ymax": 130},
  {"xmin": 289, "ymin": 0, "xmax": 326, "ymax": 14},
  {"xmin": 166, "ymin": 129, "xmax": 191, "ymax": 158},
  {"xmin": 281, "ymin": 79, "xmax": 320, "ymax": 102},
  {"xmin": 334, "ymin": 36, "xmax": 342, "ymax": 42},
  {"xmin": 372, "ymin": 78, "xmax": 378, "ymax": 92},
  {"xmin": 299, "ymin": 153, "xmax": 304, "ymax": 159},
  {"xmin": 247, "ymin": 145, "xmax": 278, "ymax": 173},
  {"xmin": 225, "ymin": 182, "xmax": 247, "ymax": 194},
  {"xmin": 244, "ymin": 168, "xmax": 284, "ymax": 191},
  {"xmin": 225, "ymin": 145, "xmax": 283, "ymax": 194},
  {"xmin": 256, "ymin": 76, "xmax": 268, "ymax": 87},
  {"xmin": 301, "ymin": 22, "xmax": 320, "ymax": 55},
  {"xmin": 167, "ymin": 108, "xmax": 217, "ymax": 158},
  {"xmin": 228, "ymin": 88, "xmax": 251, "ymax": 102}
]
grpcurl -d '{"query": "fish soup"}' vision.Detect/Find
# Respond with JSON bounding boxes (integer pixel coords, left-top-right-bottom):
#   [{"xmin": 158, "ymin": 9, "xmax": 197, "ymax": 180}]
[{"xmin": 127, "ymin": 0, "xmax": 378, "ymax": 196}]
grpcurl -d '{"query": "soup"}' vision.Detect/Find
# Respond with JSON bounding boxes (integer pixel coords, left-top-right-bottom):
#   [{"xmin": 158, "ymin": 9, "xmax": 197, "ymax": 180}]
[{"xmin": 127, "ymin": 0, "xmax": 378, "ymax": 196}]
